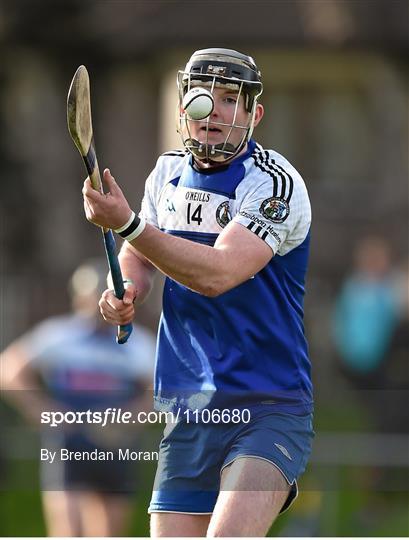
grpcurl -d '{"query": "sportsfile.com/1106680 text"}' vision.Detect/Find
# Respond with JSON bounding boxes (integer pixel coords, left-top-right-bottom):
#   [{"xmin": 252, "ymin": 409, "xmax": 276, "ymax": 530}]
[{"xmin": 40, "ymin": 407, "xmax": 252, "ymax": 427}]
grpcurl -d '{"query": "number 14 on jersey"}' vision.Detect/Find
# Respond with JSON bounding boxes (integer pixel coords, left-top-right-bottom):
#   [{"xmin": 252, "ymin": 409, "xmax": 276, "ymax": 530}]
[{"xmin": 186, "ymin": 203, "xmax": 203, "ymax": 226}]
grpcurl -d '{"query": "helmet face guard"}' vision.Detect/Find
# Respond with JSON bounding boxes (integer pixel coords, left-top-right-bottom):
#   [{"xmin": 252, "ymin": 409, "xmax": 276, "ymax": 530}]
[{"xmin": 177, "ymin": 49, "xmax": 263, "ymax": 165}]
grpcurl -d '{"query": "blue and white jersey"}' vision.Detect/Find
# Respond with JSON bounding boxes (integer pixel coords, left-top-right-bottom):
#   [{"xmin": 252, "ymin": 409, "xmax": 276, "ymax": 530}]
[
  {"xmin": 141, "ymin": 139, "xmax": 312, "ymax": 414},
  {"xmin": 19, "ymin": 315, "xmax": 156, "ymax": 409}
]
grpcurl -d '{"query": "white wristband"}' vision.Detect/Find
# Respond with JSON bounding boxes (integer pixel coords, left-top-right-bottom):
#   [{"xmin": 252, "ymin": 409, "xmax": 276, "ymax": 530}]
[
  {"xmin": 114, "ymin": 212, "xmax": 146, "ymax": 242},
  {"xmin": 124, "ymin": 215, "xmax": 146, "ymax": 242},
  {"xmin": 115, "ymin": 211, "xmax": 136, "ymax": 234}
]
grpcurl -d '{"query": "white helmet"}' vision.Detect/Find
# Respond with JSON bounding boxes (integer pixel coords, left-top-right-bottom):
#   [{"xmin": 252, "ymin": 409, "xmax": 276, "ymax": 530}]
[{"xmin": 177, "ymin": 48, "xmax": 263, "ymax": 165}]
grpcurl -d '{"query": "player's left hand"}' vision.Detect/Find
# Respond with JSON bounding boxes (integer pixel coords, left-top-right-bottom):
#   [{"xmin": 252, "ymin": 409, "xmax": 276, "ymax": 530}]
[{"xmin": 83, "ymin": 168, "xmax": 133, "ymax": 230}]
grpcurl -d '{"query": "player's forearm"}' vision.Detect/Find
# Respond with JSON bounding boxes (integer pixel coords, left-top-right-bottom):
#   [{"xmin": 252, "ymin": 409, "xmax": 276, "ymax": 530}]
[
  {"xmin": 117, "ymin": 243, "xmax": 156, "ymax": 305},
  {"xmin": 128, "ymin": 223, "xmax": 230, "ymax": 296}
]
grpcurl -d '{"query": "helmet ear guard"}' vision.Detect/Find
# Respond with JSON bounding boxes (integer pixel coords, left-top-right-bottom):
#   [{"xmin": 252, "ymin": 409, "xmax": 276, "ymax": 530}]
[{"xmin": 177, "ymin": 48, "xmax": 263, "ymax": 165}]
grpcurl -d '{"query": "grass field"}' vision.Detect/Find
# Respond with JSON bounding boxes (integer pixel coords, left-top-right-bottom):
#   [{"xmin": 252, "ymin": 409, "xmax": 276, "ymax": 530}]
[{"xmin": 0, "ymin": 460, "xmax": 408, "ymax": 537}]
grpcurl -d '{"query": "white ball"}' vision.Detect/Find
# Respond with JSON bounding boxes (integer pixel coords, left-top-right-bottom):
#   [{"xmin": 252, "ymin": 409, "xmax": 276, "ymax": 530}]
[{"xmin": 182, "ymin": 87, "xmax": 214, "ymax": 120}]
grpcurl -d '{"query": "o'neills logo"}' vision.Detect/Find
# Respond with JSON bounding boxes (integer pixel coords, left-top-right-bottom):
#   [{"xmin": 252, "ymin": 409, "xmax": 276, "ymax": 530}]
[
  {"xmin": 185, "ymin": 191, "xmax": 210, "ymax": 202},
  {"xmin": 216, "ymin": 201, "xmax": 232, "ymax": 228}
]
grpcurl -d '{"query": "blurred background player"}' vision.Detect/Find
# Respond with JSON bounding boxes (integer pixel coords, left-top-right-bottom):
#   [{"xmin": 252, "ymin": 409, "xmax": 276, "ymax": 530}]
[
  {"xmin": 332, "ymin": 236, "xmax": 400, "ymax": 381},
  {"xmin": 332, "ymin": 237, "xmax": 407, "ymax": 433},
  {"xmin": 1, "ymin": 259, "xmax": 156, "ymax": 536}
]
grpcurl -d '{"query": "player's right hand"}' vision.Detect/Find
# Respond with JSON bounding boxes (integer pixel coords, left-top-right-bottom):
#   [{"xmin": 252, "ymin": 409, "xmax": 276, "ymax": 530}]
[{"xmin": 98, "ymin": 285, "xmax": 136, "ymax": 325}]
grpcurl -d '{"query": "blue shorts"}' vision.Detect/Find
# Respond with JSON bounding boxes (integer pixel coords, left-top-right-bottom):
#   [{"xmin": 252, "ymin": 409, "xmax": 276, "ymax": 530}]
[{"xmin": 149, "ymin": 410, "xmax": 314, "ymax": 514}]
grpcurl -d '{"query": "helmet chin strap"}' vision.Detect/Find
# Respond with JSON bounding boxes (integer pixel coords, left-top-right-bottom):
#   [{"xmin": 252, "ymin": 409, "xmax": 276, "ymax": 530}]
[{"xmin": 184, "ymin": 137, "xmax": 248, "ymax": 166}]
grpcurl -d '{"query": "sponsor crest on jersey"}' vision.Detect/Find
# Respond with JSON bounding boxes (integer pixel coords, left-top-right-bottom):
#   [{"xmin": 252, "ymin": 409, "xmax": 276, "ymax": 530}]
[
  {"xmin": 216, "ymin": 201, "xmax": 232, "ymax": 228},
  {"xmin": 260, "ymin": 197, "xmax": 289, "ymax": 223}
]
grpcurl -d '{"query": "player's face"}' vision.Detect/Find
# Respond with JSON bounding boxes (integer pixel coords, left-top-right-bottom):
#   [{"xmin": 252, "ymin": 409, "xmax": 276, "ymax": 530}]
[{"xmin": 186, "ymin": 87, "xmax": 250, "ymax": 148}]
